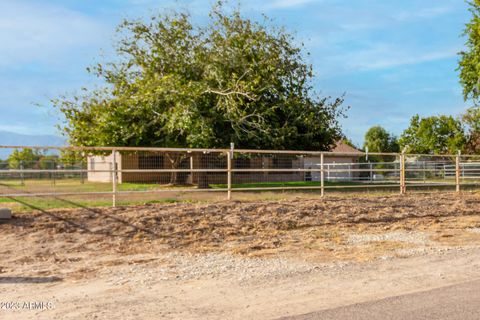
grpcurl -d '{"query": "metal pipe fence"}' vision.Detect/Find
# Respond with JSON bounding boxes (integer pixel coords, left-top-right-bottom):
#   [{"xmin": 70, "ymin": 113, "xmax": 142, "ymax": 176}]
[{"xmin": 0, "ymin": 145, "xmax": 479, "ymax": 207}]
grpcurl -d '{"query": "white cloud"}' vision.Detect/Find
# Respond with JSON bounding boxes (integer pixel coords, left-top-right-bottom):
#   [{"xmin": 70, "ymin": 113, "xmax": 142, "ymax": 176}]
[
  {"xmin": 343, "ymin": 45, "xmax": 458, "ymax": 71},
  {"xmin": 266, "ymin": 0, "xmax": 320, "ymax": 9},
  {"xmin": 311, "ymin": 41, "xmax": 461, "ymax": 78},
  {"xmin": 394, "ymin": 6, "xmax": 453, "ymax": 22},
  {"xmin": 0, "ymin": 1, "xmax": 109, "ymax": 68},
  {"xmin": 402, "ymin": 87, "xmax": 447, "ymax": 96},
  {"xmin": 300, "ymin": 1, "xmax": 464, "ymax": 77}
]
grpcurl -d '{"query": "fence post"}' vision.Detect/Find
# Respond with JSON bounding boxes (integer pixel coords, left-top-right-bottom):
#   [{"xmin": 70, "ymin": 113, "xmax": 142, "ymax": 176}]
[
  {"xmin": 399, "ymin": 154, "xmax": 402, "ymax": 194},
  {"xmin": 20, "ymin": 160, "xmax": 25, "ymax": 186},
  {"xmin": 81, "ymin": 160, "xmax": 85, "ymax": 184},
  {"xmin": 227, "ymin": 143, "xmax": 234, "ymax": 200},
  {"xmin": 320, "ymin": 153, "xmax": 324, "ymax": 197},
  {"xmin": 189, "ymin": 153, "xmax": 194, "ymax": 184},
  {"xmin": 456, "ymin": 150, "xmax": 461, "ymax": 193},
  {"xmin": 370, "ymin": 162, "xmax": 373, "ymax": 183},
  {"xmin": 423, "ymin": 161, "xmax": 426, "ymax": 183},
  {"xmin": 52, "ymin": 160, "xmax": 56, "ymax": 186},
  {"xmin": 400, "ymin": 152, "xmax": 406, "ymax": 195},
  {"xmin": 112, "ymin": 149, "xmax": 117, "ymax": 207}
]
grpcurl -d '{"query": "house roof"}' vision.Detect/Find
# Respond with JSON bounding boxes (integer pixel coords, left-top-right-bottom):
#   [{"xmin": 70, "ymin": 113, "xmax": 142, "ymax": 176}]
[{"xmin": 331, "ymin": 140, "xmax": 362, "ymax": 154}]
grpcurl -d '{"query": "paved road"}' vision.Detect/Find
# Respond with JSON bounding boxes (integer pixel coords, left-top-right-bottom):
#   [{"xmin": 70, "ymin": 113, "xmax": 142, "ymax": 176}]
[{"xmin": 281, "ymin": 279, "xmax": 480, "ymax": 320}]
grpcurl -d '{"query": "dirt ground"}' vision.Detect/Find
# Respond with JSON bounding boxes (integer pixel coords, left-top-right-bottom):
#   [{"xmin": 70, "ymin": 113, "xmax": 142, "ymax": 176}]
[{"xmin": 1, "ymin": 192, "xmax": 480, "ymax": 319}]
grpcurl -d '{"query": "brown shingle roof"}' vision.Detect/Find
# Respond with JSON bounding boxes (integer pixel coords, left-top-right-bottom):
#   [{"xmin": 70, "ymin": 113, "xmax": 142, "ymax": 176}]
[{"xmin": 331, "ymin": 140, "xmax": 362, "ymax": 153}]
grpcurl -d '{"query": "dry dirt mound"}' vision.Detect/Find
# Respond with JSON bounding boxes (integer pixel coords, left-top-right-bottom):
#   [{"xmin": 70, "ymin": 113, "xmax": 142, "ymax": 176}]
[
  {"xmin": 3, "ymin": 193, "xmax": 480, "ymax": 251},
  {"xmin": 2, "ymin": 192, "xmax": 480, "ymax": 280},
  {"xmin": 2, "ymin": 193, "xmax": 480, "ymax": 320}
]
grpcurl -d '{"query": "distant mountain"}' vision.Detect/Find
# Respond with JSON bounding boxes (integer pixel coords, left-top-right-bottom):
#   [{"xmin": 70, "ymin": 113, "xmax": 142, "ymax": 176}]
[{"xmin": 0, "ymin": 131, "xmax": 66, "ymax": 159}]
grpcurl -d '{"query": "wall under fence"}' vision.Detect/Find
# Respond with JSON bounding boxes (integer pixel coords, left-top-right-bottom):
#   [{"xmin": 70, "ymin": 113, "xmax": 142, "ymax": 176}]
[{"xmin": 0, "ymin": 145, "xmax": 479, "ymax": 207}]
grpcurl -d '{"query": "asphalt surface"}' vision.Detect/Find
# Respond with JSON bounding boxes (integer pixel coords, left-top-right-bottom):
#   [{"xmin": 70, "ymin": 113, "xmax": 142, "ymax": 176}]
[{"xmin": 281, "ymin": 279, "xmax": 480, "ymax": 320}]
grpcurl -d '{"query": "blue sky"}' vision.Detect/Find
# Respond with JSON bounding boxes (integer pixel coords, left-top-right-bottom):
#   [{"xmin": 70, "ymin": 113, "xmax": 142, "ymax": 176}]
[{"xmin": 0, "ymin": 0, "xmax": 471, "ymax": 146}]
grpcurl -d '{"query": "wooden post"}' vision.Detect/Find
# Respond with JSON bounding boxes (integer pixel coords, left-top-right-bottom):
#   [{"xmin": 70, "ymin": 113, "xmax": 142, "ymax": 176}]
[
  {"xmin": 53, "ymin": 160, "xmax": 57, "ymax": 186},
  {"xmin": 227, "ymin": 143, "xmax": 234, "ymax": 200},
  {"xmin": 320, "ymin": 153, "xmax": 325, "ymax": 197},
  {"xmin": 112, "ymin": 149, "xmax": 117, "ymax": 207},
  {"xmin": 456, "ymin": 150, "xmax": 461, "ymax": 193},
  {"xmin": 20, "ymin": 161, "xmax": 25, "ymax": 186},
  {"xmin": 423, "ymin": 161, "xmax": 426, "ymax": 183},
  {"xmin": 398, "ymin": 156, "xmax": 401, "ymax": 194},
  {"xmin": 189, "ymin": 153, "xmax": 194, "ymax": 184},
  {"xmin": 370, "ymin": 162, "xmax": 373, "ymax": 183},
  {"xmin": 400, "ymin": 152, "xmax": 406, "ymax": 195},
  {"xmin": 81, "ymin": 159, "xmax": 85, "ymax": 184}
]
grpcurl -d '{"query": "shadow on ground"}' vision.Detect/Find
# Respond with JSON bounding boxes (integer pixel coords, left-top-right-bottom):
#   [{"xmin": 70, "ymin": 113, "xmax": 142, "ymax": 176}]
[{"xmin": 0, "ymin": 276, "xmax": 62, "ymax": 284}]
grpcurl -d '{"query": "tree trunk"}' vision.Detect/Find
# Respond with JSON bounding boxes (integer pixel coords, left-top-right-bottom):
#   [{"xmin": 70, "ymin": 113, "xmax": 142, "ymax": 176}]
[{"xmin": 165, "ymin": 153, "xmax": 188, "ymax": 185}]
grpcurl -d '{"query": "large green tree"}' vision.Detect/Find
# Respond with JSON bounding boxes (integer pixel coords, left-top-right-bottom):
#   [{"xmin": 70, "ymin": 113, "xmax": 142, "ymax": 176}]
[
  {"xmin": 53, "ymin": 3, "xmax": 346, "ymax": 152},
  {"xmin": 459, "ymin": 0, "xmax": 480, "ymax": 103},
  {"xmin": 363, "ymin": 126, "xmax": 399, "ymax": 153},
  {"xmin": 458, "ymin": 1, "xmax": 480, "ymax": 154},
  {"xmin": 399, "ymin": 115, "xmax": 466, "ymax": 154}
]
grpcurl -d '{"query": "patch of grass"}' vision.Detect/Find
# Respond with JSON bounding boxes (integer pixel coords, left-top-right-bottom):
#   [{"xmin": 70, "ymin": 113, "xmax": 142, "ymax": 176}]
[
  {"xmin": 210, "ymin": 179, "xmax": 480, "ymax": 190},
  {"xmin": 0, "ymin": 196, "xmax": 183, "ymax": 212},
  {"xmin": 0, "ymin": 179, "xmax": 192, "ymax": 193},
  {"xmin": 210, "ymin": 180, "xmax": 368, "ymax": 189}
]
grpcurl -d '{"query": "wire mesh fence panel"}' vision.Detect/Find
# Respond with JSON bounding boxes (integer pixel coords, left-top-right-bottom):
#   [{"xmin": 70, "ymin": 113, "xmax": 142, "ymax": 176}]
[
  {"xmin": 0, "ymin": 146, "xmax": 231, "ymax": 208},
  {"xmin": 323, "ymin": 153, "xmax": 399, "ymax": 185},
  {"xmin": 231, "ymin": 151, "xmax": 317, "ymax": 189},
  {"xmin": 405, "ymin": 155, "xmax": 456, "ymax": 187},
  {"xmin": 89, "ymin": 150, "xmax": 228, "ymax": 192},
  {"xmin": 459, "ymin": 155, "xmax": 480, "ymax": 186},
  {"xmin": 0, "ymin": 147, "xmax": 103, "ymax": 196},
  {"xmin": 322, "ymin": 153, "xmax": 400, "ymax": 194}
]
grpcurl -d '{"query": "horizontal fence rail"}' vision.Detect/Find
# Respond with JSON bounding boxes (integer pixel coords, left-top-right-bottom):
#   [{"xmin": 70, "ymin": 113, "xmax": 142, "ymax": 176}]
[{"xmin": 0, "ymin": 145, "xmax": 478, "ymax": 206}]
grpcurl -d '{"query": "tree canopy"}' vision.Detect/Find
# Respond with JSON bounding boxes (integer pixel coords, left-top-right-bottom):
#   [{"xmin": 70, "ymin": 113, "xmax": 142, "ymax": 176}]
[
  {"xmin": 7, "ymin": 149, "xmax": 59, "ymax": 169},
  {"xmin": 459, "ymin": 0, "xmax": 480, "ymax": 103},
  {"xmin": 53, "ymin": 3, "xmax": 346, "ymax": 151},
  {"xmin": 458, "ymin": 2, "xmax": 480, "ymax": 154},
  {"xmin": 8, "ymin": 149, "xmax": 40, "ymax": 169},
  {"xmin": 462, "ymin": 106, "xmax": 480, "ymax": 153},
  {"xmin": 398, "ymin": 115, "xmax": 466, "ymax": 154},
  {"xmin": 363, "ymin": 125, "xmax": 399, "ymax": 153}
]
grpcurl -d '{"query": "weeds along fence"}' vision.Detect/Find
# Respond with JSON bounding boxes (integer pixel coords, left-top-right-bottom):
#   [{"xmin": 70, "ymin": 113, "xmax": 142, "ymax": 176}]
[{"xmin": 0, "ymin": 145, "xmax": 479, "ymax": 207}]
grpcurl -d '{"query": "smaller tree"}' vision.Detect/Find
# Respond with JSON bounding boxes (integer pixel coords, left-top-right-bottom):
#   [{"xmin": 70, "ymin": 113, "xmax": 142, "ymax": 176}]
[
  {"xmin": 462, "ymin": 106, "xmax": 480, "ymax": 154},
  {"xmin": 364, "ymin": 126, "xmax": 399, "ymax": 153},
  {"xmin": 8, "ymin": 149, "xmax": 62, "ymax": 170},
  {"xmin": 399, "ymin": 115, "xmax": 466, "ymax": 154},
  {"xmin": 59, "ymin": 150, "xmax": 86, "ymax": 168},
  {"xmin": 8, "ymin": 149, "xmax": 42, "ymax": 169},
  {"xmin": 39, "ymin": 155, "xmax": 59, "ymax": 170},
  {"xmin": 362, "ymin": 126, "xmax": 398, "ymax": 178}
]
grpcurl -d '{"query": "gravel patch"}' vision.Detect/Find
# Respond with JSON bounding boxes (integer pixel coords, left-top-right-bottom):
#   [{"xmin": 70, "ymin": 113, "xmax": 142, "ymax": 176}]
[
  {"xmin": 347, "ymin": 231, "xmax": 432, "ymax": 245},
  {"xmin": 104, "ymin": 253, "xmax": 324, "ymax": 285},
  {"xmin": 102, "ymin": 252, "xmax": 355, "ymax": 287},
  {"xmin": 163, "ymin": 252, "xmax": 319, "ymax": 281}
]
